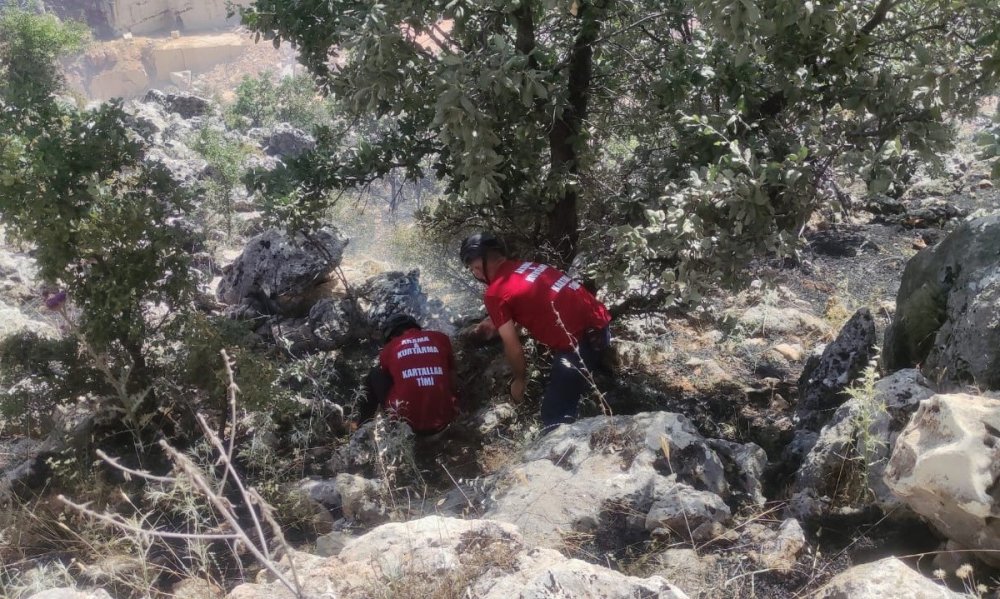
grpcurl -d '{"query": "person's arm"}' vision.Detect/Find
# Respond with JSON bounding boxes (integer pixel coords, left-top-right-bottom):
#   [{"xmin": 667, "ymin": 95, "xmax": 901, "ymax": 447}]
[
  {"xmin": 496, "ymin": 320, "xmax": 527, "ymax": 402},
  {"xmin": 359, "ymin": 365, "xmax": 391, "ymax": 424}
]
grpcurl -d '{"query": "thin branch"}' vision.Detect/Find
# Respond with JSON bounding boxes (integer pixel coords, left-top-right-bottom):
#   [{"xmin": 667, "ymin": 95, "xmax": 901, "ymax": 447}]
[
  {"xmin": 158, "ymin": 440, "xmax": 303, "ymax": 597},
  {"xmin": 196, "ymin": 413, "xmax": 272, "ymax": 562},
  {"xmin": 96, "ymin": 449, "xmax": 177, "ymax": 484}
]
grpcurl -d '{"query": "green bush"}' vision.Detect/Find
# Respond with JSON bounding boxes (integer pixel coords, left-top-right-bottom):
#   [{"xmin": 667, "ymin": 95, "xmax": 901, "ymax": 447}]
[
  {"xmin": 190, "ymin": 127, "xmax": 257, "ymax": 236},
  {"xmin": 226, "ymin": 72, "xmax": 332, "ymax": 132}
]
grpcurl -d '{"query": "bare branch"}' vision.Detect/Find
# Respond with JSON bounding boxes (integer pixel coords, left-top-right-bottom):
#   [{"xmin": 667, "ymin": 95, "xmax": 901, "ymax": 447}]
[{"xmin": 96, "ymin": 449, "xmax": 177, "ymax": 484}]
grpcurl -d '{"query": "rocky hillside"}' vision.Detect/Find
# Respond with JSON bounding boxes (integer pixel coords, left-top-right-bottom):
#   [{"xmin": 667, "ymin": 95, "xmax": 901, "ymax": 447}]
[
  {"xmin": 43, "ymin": 0, "xmax": 250, "ymax": 37},
  {"xmin": 3, "ymin": 91, "xmax": 1000, "ymax": 598}
]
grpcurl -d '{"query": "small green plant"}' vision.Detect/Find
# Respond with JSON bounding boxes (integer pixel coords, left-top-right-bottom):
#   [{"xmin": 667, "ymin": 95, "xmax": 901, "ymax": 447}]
[
  {"xmin": 837, "ymin": 358, "xmax": 889, "ymax": 506},
  {"xmin": 189, "ymin": 127, "xmax": 257, "ymax": 238}
]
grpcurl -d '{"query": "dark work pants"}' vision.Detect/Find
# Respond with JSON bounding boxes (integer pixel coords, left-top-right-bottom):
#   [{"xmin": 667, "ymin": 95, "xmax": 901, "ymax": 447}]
[{"xmin": 541, "ymin": 326, "xmax": 611, "ymax": 429}]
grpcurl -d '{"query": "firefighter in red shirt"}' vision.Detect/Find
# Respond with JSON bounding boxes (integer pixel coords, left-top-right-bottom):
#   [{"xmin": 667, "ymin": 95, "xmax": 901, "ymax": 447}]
[
  {"xmin": 460, "ymin": 233, "xmax": 612, "ymax": 429},
  {"xmin": 358, "ymin": 313, "xmax": 460, "ymax": 435}
]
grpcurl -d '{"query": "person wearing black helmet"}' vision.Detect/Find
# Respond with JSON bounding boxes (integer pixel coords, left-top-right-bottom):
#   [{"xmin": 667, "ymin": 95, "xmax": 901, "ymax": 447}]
[
  {"xmin": 460, "ymin": 233, "xmax": 612, "ymax": 429},
  {"xmin": 356, "ymin": 314, "xmax": 460, "ymax": 435}
]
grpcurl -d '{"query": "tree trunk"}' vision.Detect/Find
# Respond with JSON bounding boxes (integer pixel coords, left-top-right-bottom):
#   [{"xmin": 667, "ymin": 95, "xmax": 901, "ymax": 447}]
[{"xmin": 546, "ymin": 1, "xmax": 607, "ymax": 266}]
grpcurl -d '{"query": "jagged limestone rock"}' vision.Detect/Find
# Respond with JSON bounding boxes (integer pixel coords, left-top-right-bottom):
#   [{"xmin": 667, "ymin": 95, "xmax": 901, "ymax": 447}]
[
  {"xmin": 813, "ymin": 557, "xmax": 966, "ymax": 599},
  {"xmin": 885, "ymin": 393, "xmax": 1000, "ymax": 567},
  {"xmin": 226, "ymin": 516, "xmax": 690, "ymax": 599}
]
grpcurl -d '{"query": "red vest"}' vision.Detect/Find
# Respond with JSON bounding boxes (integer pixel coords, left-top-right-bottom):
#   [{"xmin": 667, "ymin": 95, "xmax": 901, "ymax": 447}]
[
  {"xmin": 378, "ymin": 329, "xmax": 458, "ymax": 433},
  {"xmin": 484, "ymin": 260, "xmax": 612, "ymax": 352}
]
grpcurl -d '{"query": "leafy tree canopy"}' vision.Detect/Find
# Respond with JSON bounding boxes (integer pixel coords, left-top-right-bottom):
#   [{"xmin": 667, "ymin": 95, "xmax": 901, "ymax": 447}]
[{"xmin": 243, "ymin": 0, "xmax": 1000, "ymax": 309}]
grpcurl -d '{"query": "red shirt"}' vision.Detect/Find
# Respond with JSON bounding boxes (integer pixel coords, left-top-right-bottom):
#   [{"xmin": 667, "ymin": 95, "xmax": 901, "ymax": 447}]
[
  {"xmin": 484, "ymin": 260, "xmax": 612, "ymax": 352},
  {"xmin": 378, "ymin": 329, "xmax": 458, "ymax": 433}
]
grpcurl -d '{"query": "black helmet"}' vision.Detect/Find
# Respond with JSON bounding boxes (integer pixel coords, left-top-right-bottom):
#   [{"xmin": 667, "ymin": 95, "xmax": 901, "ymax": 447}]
[
  {"xmin": 459, "ymin": 232, "xmax": 505, "ymax": 265},
  {"xmin": 381, "ymin": 313, "xmax": 420, "ymax": 343}
]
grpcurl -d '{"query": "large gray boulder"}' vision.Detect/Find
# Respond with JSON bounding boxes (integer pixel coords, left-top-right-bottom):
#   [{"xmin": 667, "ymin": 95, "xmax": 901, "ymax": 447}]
[
  {"xmin": 216, "ymin": 227, "xmax": 348, "ymax": 316},
  {"xmin": 226, "ymin": 516, "xmax": 689, "ymax": 599},
  {"xmin": 260, "ymin": 123, "xmax": 315, "ymax": 159},
  {"xmin": 813, "ymin": 557, "xmax": 966, "ymax": 599},
  {"xmin": 483, "ymin": 412, "xmax": 766, "ymax": 548},
  {"xmin": 789, "ymin": 369, "xmax": 935, "ymax": 519},
  {"xmin": 356, "ymin": 269, "xmax": 431, "ymax": 339},
  {"xmin": 797, "ymin": 308, "xmax": 877, "ymax": 430},
  {"xmin": 884, "ymin": 214, "xmax": 1000, "ymax": 389},
  {"xmin": 885, "ymin": 393, "xmax": 1000, "ymax": 567}
]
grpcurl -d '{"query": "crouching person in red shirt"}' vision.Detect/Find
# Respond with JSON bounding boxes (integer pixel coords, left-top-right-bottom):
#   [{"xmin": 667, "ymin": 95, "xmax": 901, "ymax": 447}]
[
  {"xmin": 358, "ymin": 313, "xmax": 460, "ymax": 436},
  {"xmin": 460, "ymin": 233, "xmax": 612, "ymax": 430}
]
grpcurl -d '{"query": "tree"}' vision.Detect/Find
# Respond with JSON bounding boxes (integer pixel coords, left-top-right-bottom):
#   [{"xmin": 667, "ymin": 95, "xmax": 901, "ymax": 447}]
[
  {"xmin": 0, "ymin": 3, "xmax": 88, "ymax": 109},
  {"xmin": 0, "ymin": 7, "xmax": 194, "ymax": 421},
  {"xmin": 242, "ymin": 0, "xmax": 999, "ymax": 305}
]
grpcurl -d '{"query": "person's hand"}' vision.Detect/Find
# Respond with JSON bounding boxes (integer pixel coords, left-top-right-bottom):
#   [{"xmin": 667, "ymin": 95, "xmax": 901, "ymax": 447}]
[
  {"xmin": 510, "ymin": 377, "xmax": 526, "ymax": 403},
  {"xmin": 475, "ymin": 317, "xmax": 497, "ymax": 340}
]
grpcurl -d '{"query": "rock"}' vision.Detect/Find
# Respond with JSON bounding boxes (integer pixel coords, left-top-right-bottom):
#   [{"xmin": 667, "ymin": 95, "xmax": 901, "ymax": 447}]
[
  {"xmin": 484, "ymin": 412, "xmax": 763, "ymax": 549},
  {"xmin": 125, "ymin": 100, "xmax": 169, "ymax": 141},
  {"xmin": 864, "ymin": 193, "xmax": 906, "ymax": 216},
  {"xmin": 791, "ymin": 369, "xmax": 934, "ymax": 518},
  {"xmin": 314, "ymin": 530, "xmax": 354, "ymax": 557},
  {"xmin": 0, "ymin": 248, "xmax": 39, "ymax": 304},
  {"xmin": 884, "ymin": 215, "xmax": 1000, "ymax": 389},
  {"xmin": 610, "ymin": 338, "xmax": 670, "ymax": 372},
  {"xmin": 650, "ymin": 549, "xmax": 722, "ymax": 598},
  {"xmin": 723, "ymin": 304, "xmax": 828, "ymax": 339},
  {"xmin": 645, "ymin": 482, "xmax": 732, "ymax": 541},
  {"xmin": 753, "ymin": 519, "xmax": 806, "ymax": 571},
  {"xmin": 26, "ymin": 590, "xmax": 113, "ymax": 599},
  {"xmin": 0, "ymin": 302, "xmax": 56, "ymax": 341},
  {"xmin": 335, "ymin": 473, "xmax": 389, "ymax": 525},
  {"xmin": 226, "ymin": 516, "xmax": 689, "ymax": 599},
  {"xmin": 298, "ymin": 478, "xmax": 342, "ymax": 511},
  {"xmin": 261, "ymin": 123, "xmax": 316, "ymax": 159},
  {"xmin": 168, "ymin": 70, "xmax": 192, "ymax": 88},
  {"xmin": 475, "ymin": 402, "xmax": 517, "ymax": 435},
  {"xmin": 797, "ymin": 308, "xmax": 876, "ymax": 430},
  {"xmin": 145, "ymin": 146, "xmax": 210, "ymax": 188},
  {"xmin": 143, "ymin": 89, "xmax": 211, "ymax": 119},
  {"xmin": 217, "ymin": 227, "xmax": 348, "ymax": 315},
  {"xmin": 772, "ymin": 343, "xmax": 804, "ymax": 362},
  {"xmin": 813, "ymin": 557, "xmax": 965, "ymax": 599},
  {"xmin": 308, "ymin": 297, "xmax": 362, "ymax": 350},
  {"xmin": 879, "ymin": 197, "xmax": 967, "ymax": 229},
  {"xmin": 885, "ymin": 393, "xmax": 1000, "ymax": 567},
  {"xmin": 244, "ymin": 153, "xmax": 282, "ymax": 174},
  {"xmin": 101, "ymin": 0, "xmax": 249, "ymax": 35},
  {"xmin": 169, "ymin": 578, "xmax": 223, "ymax": 599},
  {"xmin": 706, "ymin": 438, "xmax": 768, "ymax": 506},
  {"xmin": 356, "ymin": 269, "xmax": 432, "ymax": 339}
]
